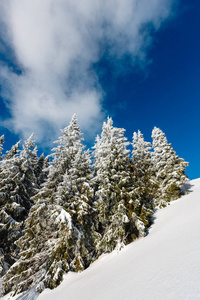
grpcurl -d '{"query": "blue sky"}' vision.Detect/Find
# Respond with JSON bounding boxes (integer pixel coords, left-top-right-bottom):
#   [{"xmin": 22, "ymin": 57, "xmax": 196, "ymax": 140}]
[{"xmin": 0, "ymin": 0, "xmax": 199, "ymax": 179}]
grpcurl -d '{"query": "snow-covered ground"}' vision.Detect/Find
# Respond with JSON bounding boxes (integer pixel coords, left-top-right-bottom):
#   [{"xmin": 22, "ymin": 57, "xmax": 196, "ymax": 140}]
[{"xmin": 2, "ymin": 179, "xmax": 200, "ymax": 300}]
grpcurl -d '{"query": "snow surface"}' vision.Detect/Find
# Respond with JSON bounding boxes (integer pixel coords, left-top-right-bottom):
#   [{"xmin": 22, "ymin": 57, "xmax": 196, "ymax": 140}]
[
  {"xmin": 2, "ymin": 179, "xmax": 200, "ymax": 300},
  {"xmin": 55, "ymin": 206, "xmax": 72, "ymax": 229}
]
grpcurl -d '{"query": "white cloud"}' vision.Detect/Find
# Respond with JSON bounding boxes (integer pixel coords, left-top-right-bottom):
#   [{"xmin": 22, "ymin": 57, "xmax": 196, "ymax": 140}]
[{"xmin": 0, "ymin": 0, "xmax": 176, "ymax": 144}]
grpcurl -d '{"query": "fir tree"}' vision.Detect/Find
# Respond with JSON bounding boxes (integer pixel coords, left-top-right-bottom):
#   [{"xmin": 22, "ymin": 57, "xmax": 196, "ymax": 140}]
[
  {"xmin": 0, "ymin": 140, "xmax": 23, "ymax": 275},
  {"xmin": 152, "ymin": 127, "xmax": 188, "ymax": 207},
  {"xmin": 34, "ymin": 114, "xmax": 84, "ymax": 203},
  {"xmin": 2, "ymin": 115, "xmax": 96, "ymax": 295},
  {"xmin": 55, "ymin": 147, "xmax": 96, "ymax": 269},
  {"xmin": 0, "ymin": 135, "xmax": 39, "ymax": 276},
  {"xmin": 93, "ymin": 118, "xmax": 145, "ymax": 254},
  {"xmin": 131, "ymin": 130, "xmax": 155, "ymax": 227},
  {"xmin": 3, "ymin": 202, "xmax": 72, "ymax": 294}
]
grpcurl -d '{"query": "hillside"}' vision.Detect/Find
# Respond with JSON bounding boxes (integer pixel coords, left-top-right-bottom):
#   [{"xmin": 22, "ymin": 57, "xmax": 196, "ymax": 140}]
[
  {"xmin": 2, "ymin": 179, "xmax": 200, "ymax": 300},
  {"xmin": 38, "ymin": 179, "xmax": 200, "ymax": 299}
]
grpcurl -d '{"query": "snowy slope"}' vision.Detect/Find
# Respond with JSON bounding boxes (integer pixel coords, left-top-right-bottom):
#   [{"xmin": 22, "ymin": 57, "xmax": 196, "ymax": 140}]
[{"xmin": 3, "ymin": 179, "xmax": 200, "ymax": 300}]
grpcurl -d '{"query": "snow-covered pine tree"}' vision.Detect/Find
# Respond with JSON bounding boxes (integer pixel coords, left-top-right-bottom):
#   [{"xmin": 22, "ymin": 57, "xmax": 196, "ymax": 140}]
[
  {"xmin": 52, "ymin": 115, "xmax": 96, "ymax": 268},
  {"xmin": 55, "ymin": 147, "xmax": 96, "ymax": 271},
  {"xmin": 131, "ymin": 130, "xmax": 155, "ymax": 227},
  {"xmin": 0, "ymin": 140, "xmax": 23, "ymax": 277},
  {"xmin": 151, "ymin": 127, "xmax": 188, "ymax": 207},
  {"xmin": 0, "ymin": 135, "xmax": 40, "ymax": 277},
  {"xmin": 33, "ymin": 114, "xmax": 84, "ymax": 204},
  {"xmin": 18, "ymin": 133, "xmax": 40, "ymax": 208},
  {"xmin": 2, "ymin": 115, "xmax": 96, "ymax": 296},
  {"xmin": 93, "ymin": 117, "xmax": 145, "ymax": 254},
  {"xmin": 3, "ymin": 203, "xmax": 72, "ymax": 295}
]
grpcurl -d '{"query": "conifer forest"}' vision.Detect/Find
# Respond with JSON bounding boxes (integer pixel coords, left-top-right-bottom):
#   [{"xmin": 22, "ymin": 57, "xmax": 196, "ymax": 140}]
[{"xmin": 0, "ymin": 115, "xmax": 188, "ymax": 296}]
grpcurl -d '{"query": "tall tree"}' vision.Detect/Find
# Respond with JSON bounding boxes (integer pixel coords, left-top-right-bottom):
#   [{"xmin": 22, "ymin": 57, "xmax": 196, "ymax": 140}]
[
  {"xmin": 2, "ymin": 115, "xmax": 96, "ymax": 295},
  {"xmin": 0, "ymin": 140, "xmax": 22, "ymax": 276},
  {"xmin": 93, "ymin": 118, "xmax": 145, "ymax": 254},
  {"xmin": 0, "ymin": 135, "xmax": 40, "ymax": 276},
  {"xmin": 152, "ymin": 127, "xmax": 188, "ymax": 207},
  {"xmin": 131, "ymin": 130, "xmax": 155, "ymax": 227},
  {"xmin": 34, "ymin": 114, "xmax": 84, "ymax": 203}
]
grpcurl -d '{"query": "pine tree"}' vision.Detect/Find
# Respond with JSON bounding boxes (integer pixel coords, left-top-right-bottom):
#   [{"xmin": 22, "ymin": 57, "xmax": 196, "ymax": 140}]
[
  {"xmin": 3, "ymin": 202, "xmax": 72, "ymax": 294},
  {"xmin": 152, "ymin": 127, "xmax": 188, "ymax": 207},
  {"xmin": 55, "ymin": 147, "xmax": 96, "ymax": 270},
  {"xmin": 0, "ymin": 135, "xmax": 39, "ymax": 276},
  {"xmin": 0, "ymin": 140, "xmax": 23, "ymax": 275},
  {"xmin": 131, "ymin": 130, "xmax": 155, "ymax": 227},
  {"xmin": 34, "ymin": 114, "xmax": 84, "ymax": 204},
  {"xmin": 93, "ymin": 118, "xmax": 144, "ymax": 254},
  {"xmin": 17, "ymin": 133, "xmax": 39, "ymax": 208},
  {"xmin": 2, "ymin": 115, "xmax": 96, "ymax": 295}
]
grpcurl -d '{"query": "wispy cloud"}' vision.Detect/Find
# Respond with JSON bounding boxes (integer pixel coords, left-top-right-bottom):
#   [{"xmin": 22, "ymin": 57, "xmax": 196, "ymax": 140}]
[{"xmin": 0, "ymin": 0, "xmax": 176, "ymax": 144}]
